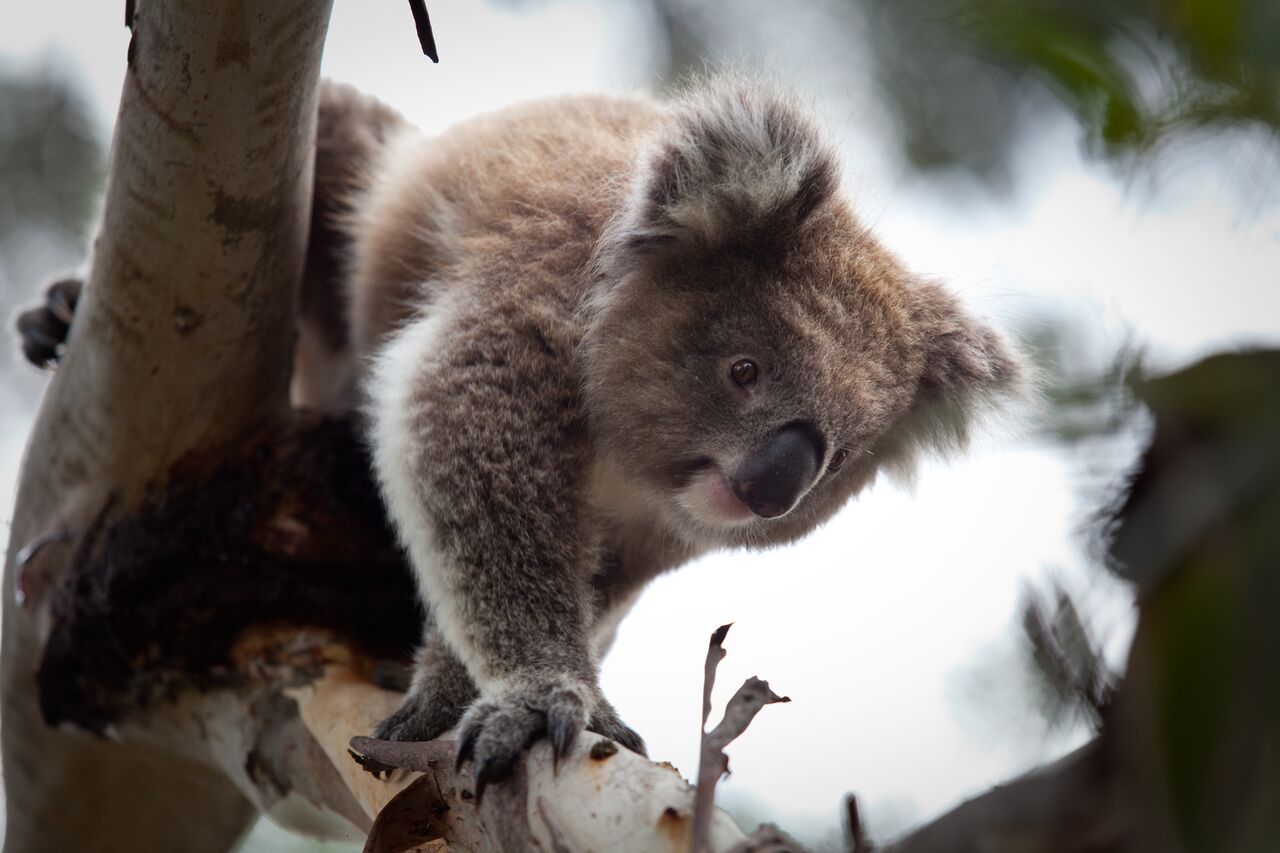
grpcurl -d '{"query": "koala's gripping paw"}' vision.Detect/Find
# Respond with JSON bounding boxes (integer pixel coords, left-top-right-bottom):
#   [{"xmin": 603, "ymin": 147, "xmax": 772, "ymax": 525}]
[
  {"xmin": 373, "ymin": 688, "xmax": 466, "ymax": 744},
  {"xmin": 15, "ymin": 277, "xmax": 81, "ymax": 369},
  {"xmin": 455, "ymin": 677, "xmax": 645, "ymax": 801}
]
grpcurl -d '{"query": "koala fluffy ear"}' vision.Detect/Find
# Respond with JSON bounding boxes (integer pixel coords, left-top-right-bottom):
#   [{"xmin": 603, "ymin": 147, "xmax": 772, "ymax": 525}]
[
  {"xmin": 608, "ymin": 79, "xmax": 840, "ymax": 267},
  {"xmin": 888, "ymin": 281, "xmax": 1024, "ymax": 465},
  {"xmin": 915, "ymin": 282, "xmax": 1021, "ymax": 399}
]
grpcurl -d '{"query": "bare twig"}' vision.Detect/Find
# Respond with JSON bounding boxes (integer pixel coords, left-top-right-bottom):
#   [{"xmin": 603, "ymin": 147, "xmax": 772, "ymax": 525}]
[
  {"xmin": 1022, "ymin": 584, "xmax": 1115, "ymax": 730},
  {"xmin": 704, "ymin": 677, "xmax": 791, "ymax": 757},
  {"xmin": 692, "ymin": 625, "xmax": 791, "ymax": 852},
  {"xmin": 350, "ymin": 736, "xmax": 454, "ymax": 776},
  {"xmin": 703, "ymin": 622, "xmax": 731, "ymax": 727},
  {"xmin": 407, "ymin": 0, "xmax": 439, "ymax": 62},
  {"xmin": 846, "ymin": 794, "xmax": 874, "ymax": 853}
]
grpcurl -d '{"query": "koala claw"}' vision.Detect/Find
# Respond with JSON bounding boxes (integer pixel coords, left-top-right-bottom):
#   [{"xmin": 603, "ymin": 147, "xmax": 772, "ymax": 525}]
[
  {"xmin": 472, "ymin": 757, "xmax": 498, "ymax": 804},
  {"xmin": 455, "ymin": 720, "xmax": 479, "ymax": 772},
  {"xmin": 548, "ymin": 708, "xmax": 577, "ymax": 772},
  {"xmin": 455, "ymin": 677, "xmax": 631, "ymax": 799},
  {"xmin": 587, "ymin": 704, "xmax": 647, "ymax": 758}
]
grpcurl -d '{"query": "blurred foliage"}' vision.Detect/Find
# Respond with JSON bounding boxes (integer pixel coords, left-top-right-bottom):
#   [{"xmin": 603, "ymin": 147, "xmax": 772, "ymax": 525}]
[
  {"xmin": 1021, "ymin": 580, "xmax": 1115, "ymax": 732},
  {"xmin": 863, "ymin": 0, "xmax": 1280, "ymax": 179},
  {"xmin": 517, "ymin": 0, "xmax": 1278, "ymax": 180},
  {"xmin": 1015, "ymin": 316, "xmax": 1153, "ymax": 544},
  {"xmin": 1107, "ymin": 350, "xmax": 1280, "ymax": 851},
  {"xmin": 1109, "ymin": 350, "xmax": 1280, "ymax": 595},
  {"xmin": 1016, "ymin": 318, "xmax": 1144, "ymax": 447}
]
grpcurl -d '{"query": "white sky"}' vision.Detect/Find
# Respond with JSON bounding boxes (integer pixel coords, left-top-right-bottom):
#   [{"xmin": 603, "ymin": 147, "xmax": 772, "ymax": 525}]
[{"xmin": 2, "ymin": 0, "xmax": 1279, "ymax": 847}]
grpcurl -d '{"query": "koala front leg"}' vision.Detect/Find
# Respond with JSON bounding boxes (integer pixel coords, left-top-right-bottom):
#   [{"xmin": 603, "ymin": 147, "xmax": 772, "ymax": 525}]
[{"xmin": 367, "ymin": 301, "xmax": 643, "ymax": 793}]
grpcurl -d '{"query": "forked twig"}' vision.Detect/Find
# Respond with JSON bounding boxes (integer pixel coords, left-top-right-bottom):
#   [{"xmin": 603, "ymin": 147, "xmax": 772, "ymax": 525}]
[{"xmin": 691, "ymin": 624, "xmax": 791, "ymax": 852}]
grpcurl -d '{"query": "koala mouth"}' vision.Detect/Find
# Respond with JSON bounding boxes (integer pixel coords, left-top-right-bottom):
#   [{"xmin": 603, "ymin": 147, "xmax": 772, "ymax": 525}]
[
  {"xmin": 671, "ymin": 424, "xmax": 825, "ymax": 527},
  {"xmin": 675, "ymin": 465, "xmax": 756, "ymax": 526}
]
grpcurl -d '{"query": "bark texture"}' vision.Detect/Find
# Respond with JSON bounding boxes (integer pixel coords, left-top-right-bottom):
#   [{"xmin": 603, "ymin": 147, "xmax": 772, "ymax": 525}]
[{"xmin": 1, "ymin": 1, "xmax": 332, "ymax": 849}]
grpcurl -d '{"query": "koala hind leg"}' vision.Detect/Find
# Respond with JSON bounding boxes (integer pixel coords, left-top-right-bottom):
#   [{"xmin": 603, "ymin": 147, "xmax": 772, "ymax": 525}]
[
  {"xmin": 294, "ymin": 81, "xmax": 410, "ymax": 411},
  {"xmin": 373, "ymin": 624, "xmax": 477, "ymax": 745}
]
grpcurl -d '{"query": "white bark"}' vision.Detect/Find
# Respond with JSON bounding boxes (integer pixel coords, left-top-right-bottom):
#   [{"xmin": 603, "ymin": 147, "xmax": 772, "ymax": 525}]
[{"xmin": 2, "ymin": 1, "xmax": 330, "ymax": 849}]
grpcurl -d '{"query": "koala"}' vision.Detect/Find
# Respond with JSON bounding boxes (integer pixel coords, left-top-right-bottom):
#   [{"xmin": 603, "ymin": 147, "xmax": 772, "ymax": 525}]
[{"xmin": 19, "ymin": 78, "xmax": 1021, "ymax": 795}]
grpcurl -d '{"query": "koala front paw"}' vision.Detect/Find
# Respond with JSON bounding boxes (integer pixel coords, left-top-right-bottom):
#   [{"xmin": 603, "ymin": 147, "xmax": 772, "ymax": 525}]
[
  {"xmin": 15, "ymin": 277, "xmax": 82, "ymax": 369},
  {"xmin": 455, "ymin": 677, "xmax": 644, "ymax": 800}
]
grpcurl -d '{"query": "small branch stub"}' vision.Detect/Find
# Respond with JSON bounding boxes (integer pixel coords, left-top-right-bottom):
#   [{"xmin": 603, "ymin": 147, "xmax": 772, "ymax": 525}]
[{"xmin": 846, "ymin": 794, "xmax": 874, "ymax": 853}]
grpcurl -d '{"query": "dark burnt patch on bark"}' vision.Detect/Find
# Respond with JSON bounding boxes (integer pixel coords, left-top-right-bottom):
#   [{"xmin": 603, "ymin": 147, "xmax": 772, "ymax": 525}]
[{"xmin": 37, "ymin": 414, "xmax": 419, "ymax": 733}]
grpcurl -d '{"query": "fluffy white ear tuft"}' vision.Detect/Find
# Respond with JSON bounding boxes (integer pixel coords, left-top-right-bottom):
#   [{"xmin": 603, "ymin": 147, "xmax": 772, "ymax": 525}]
[
  {"xmin": 606, "ymin": 78, "xmax": 841, "ymax": 269},
  {"xmin": 915, "ymin": 282, "xmax": 1022, "ymax": 401},
  {"xmin": 880, "ymin": 281, "xmax": 1025, "ymax": 477}
]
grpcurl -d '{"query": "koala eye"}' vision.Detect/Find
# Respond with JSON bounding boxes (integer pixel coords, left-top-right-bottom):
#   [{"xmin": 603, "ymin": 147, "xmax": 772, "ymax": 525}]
[
  {"xmin": 730, "ymin": 358, "xmax": 759, "ymax": 388},
  {"xmin": 827, "ymin": 448, "xmax": 849, "ymax": 475}
]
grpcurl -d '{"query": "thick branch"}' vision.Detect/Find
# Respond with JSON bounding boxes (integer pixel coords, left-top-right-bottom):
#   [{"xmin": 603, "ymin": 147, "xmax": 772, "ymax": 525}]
[
  {"xmin": 23, "ymin": 3, "xmax": 330, "ymax": 524},
  {"xmin": 879, "ymin": 739, "xmax": 1124, "ymax": 853},
  {"xmin": 319, "ymin": 669, "xmax": 753, "ymax": 852},
  {"xmin": 125, "ymin": 637, "xmax": 755, "ymax": 852}
]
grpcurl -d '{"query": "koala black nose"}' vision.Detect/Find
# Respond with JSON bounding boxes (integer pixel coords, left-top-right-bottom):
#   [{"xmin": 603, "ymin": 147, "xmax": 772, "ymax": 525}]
[{"xmin": 730, "ymin": 424, "xmax": 822, "ymax": 519}]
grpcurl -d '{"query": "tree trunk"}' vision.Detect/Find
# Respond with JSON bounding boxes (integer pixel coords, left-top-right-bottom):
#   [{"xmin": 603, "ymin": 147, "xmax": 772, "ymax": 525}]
[{"xmin": 1, "ymin": 1, "xmax": 331, "ymax": 849}]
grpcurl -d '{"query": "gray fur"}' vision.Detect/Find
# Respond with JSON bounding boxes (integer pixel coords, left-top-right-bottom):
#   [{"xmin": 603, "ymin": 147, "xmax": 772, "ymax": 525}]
[{"xmin": 276, "ymin": 78, "xmax": 1026, "ymax": 781}]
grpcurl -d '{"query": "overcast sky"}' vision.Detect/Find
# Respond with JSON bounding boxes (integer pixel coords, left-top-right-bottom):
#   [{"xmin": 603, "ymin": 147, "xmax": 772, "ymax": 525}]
[{"xmin": 2, "ymin": 0, "xmax": 1278, "ymax": 846}]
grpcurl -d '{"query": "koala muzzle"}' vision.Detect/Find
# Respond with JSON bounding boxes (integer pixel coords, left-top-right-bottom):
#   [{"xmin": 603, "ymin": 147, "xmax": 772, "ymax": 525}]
[{"xmin": 730, "ymin": 424, "xmax": 822, "ymax": 519}]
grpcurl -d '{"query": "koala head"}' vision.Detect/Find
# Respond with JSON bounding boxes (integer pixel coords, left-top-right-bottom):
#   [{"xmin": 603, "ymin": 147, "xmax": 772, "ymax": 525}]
[{"xmin": 582, "ymin": 79, "xmax": 1022, "ymax": 548}]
